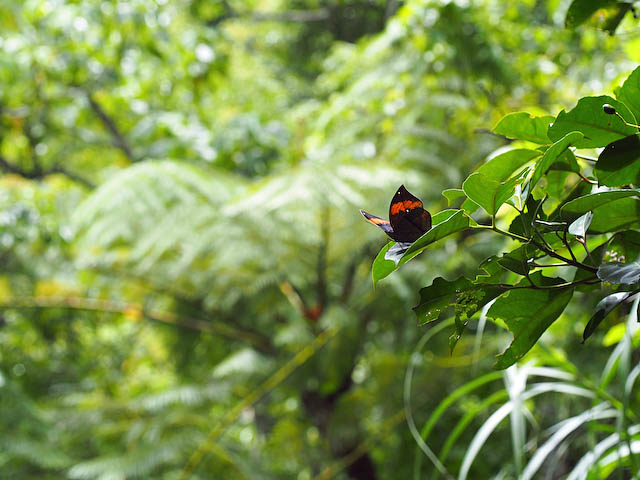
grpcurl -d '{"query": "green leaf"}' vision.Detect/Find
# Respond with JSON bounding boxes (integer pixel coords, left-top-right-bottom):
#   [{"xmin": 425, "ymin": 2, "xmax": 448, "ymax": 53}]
[
  {"xmin": 442, "ymin": 188, "xmax": 466, "ymax": 205},
  {"xmin": 462, "ymin": 169, "xmax": 529, "ymax": 216},
  {"xmin": 413, "ymin": 277, "xmax": 502, "ymax": 352},
  {"xmin": 498, "ymin": 245, "xmax": 536, "ymax": 275},
  {"xmin": 618, "ymin": 66, "xmax": 640, "ymax": 122},
  {"xmin": 530, "ymin": 131, "xmax": 584, "ymax": 189},
  {"xmin": 565, "ymin": 0, "xmax": 631, "ymax": 33},
  {"xmin": 597, "ymin": 262, "xmax": 640, "ymax": 284},
  {"xmin": 371, "ymin": 242, "xmax": 396, "ymax": 287},
  {"xmin": 548, "ymin": 96, "xmax": 637, "ymax": 148},
  {"xmin": 413, "ymin": 277, "xmax": 472, "ymax": 326},
  {"xmin": 588, "ymin": 197, "xmax": 640, "ymax": 233},
  {"xmin": 565, "ymin": 0, "xmax": 613, "ymax": 28},
  {"xmin": 493, "ymin": 113, "xmax": 555, "ymax": 144},
  {"xmin": 548, "ymin": 149, "xmax": 580, "ymax": 173},
  {"xmin": 582, "ymin": 291, "xmax": 633, "ymax": 342},
  {"xmin": 475, "ymin": 256, "xmax": 506, "ymax": 284},
  {"xmin": 560, "ymin": 194, "xmax": 640, "ymax": 234},
  {"xmin": 488, "ymin": 272, "xmax": 574, "ymax": 369},
  {"xmin": 560, "ymin": 189, "xmax": 640, "ymax": 218},
  {"xmin": 595, "ymin": 134, "xmax": 640, "ymax": 187},
  {"xmin": 371, "ymin": 210, "xmax": 470, "ymax": 285},
  {"xmin": 476, "ymin": 149, "xmax": 541, "ymax": 182}
]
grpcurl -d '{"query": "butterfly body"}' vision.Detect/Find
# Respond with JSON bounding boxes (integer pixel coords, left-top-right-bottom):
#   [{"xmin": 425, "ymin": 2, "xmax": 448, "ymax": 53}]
[{"xmin": 360, "ymin": 185, "xmax": 431, "ymax": 243}]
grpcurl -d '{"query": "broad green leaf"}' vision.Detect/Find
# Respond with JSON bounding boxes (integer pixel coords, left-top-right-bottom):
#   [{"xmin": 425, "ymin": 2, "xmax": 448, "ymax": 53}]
[
  {"xmin": 498, "ymin": 245, "xmax": 535, "ymax": 275},
  {"xmin": 371, "ymin": 210, "xmax": 470, "ymax": 285},
  {"xmin": 413, "ymin": 277, "xmax": 472, "ymax": 325},
  {"xmin": 566, "ymin": 0, "xmax": 632, "ymax": 33},
  {"xmin": 413, "ymin": 277, "xmax": 502, "ymax": 355},
  {"xmin": 618, "ymin": 66, "xmax": 640, "ymax": 122},
  {"xmin": 475, "ymin": 256, "xmax": 506, "ymax": 284},
  {"xmin": 493, "ymin": 113, "xmax": 554, "ymax": 144},
  {"xmin": 548, "ymin": 96, "xmax": 637, "ymax": 148},
  {"xmin": 595, "ymin": 134, "xmax": 640, "ymax": 187},
  {"xmin": 568, "ymin": 211, "xmax": 593, "ymax": 238},
  {"xmin": 588, "ymin": 197, "xmax": 640, "ymax": 233},
  {"xmin": 488, "ymin": 272, "xmax": 574, "ymax": 369},
  {"xmin": 442, "ymin": 188, "xmax": 466, "ymax": 205},
  {"xmin": 530, "ymin": 131, "xmax": 584, "ymax": 189},
  {"xmin": 582, "ymin": 291, "xmax": 633, "ymax": 342},
  {"xmin": 565, "ymin": 0, "xmax": 612, "ymax": 27},
  {"xmin": 547, "ymin": 149, "xmax": 580, "ymax": 173},
  {"xmin": 560, "ymin": 189, "xmax": 640, "ymax": 218},
  {"xmin": 476, "ymin": 149, "xmax": 541, "ymax": 182},
  {"xmin": 462, "ymin": 169, "xmax": 529, "ymax": 216},
  {"xmin": 597, "ymin": 261, "xmax": 640, "ymax": 284}
]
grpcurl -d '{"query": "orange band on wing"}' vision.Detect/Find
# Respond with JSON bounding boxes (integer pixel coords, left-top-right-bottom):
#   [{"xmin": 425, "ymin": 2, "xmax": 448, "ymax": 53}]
[{"xmin": 390, "ymin": 200, "xmax": 422, "ymax": 215}]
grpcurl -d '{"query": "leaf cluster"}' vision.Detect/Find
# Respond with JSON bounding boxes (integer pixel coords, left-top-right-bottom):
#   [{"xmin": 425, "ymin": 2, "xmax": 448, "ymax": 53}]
[{"xmin": 374, "ymin": 66, "xmax": 640, "ymax": 368}]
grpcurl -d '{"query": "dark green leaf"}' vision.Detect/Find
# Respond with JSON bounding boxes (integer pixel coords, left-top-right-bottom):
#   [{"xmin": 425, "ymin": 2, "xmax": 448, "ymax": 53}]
[
  {"xmin": 583, "ymin": 291, "xmax": 633, "ymax": 342},
  {"xmin": 548, "ymin": 96, "xmax": 637, "ymax": 148},
  {"xmin": 476, "ymin": 149, "xmax": 540, "ymax": 182},
  {"xmin": 498, "ymin": 245, "xmax": 534, "ymax": 275},
  {"xmin": 475, "ymin": 256, "xmax": 506, "ymax": 284},
  {"xmin": 618, "ymin": 66, "xmax": 640, "ymax": 122},
  {"xmin": 530, "ymin": 132, "xmax": 584, "ymax": 189},
  {"xmin": 566, "ymin": 0, "xmax": 631, "ymax": 33},
  {"xmin": 588, "ymin": 197, "xmax": 640, "ymax": 233},
  {"xmin": 509, "ymin": 195, "xmax": 546, "ymax": 237},
  {"xmin": 493, "ymin": 113, "xmax": 554, "ymax": 144},
  {"xmin": 489, "ymin": 272, "xmax": 574, "ymax": 369},
  {"xmin": 413, "ymin": 277, "xmax": 502, "ymax": 354},
  {"xmin": 565, "ymin": 0, "xmax": 613, "ymax": 27},
  {"xmin": 372, "ymin": 210, "xmax": 470, "ymax": 285},
  {"xmin": 560, "ymin": 189, "xmax": 640, "ymax": 218},
  {"xmin": 595, "ymin": 134, "xmax": 640, "ymax": 187},
  {"xmin": 597, "ymin": 262, "xmax": 640, "ymax": 284},
  {"xmin": 413, "ymin": 277, "xmax": 472, "ymax": 326}
]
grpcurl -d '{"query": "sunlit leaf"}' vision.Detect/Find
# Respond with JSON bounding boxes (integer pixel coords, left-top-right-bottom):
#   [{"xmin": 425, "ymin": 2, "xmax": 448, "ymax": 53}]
[
  {"xmin": 493, "ymin": 113, "xmax": 554, "ymax": 144},
  {"xmin": 618, "ymin": 66, "xmax": 640, "ymax": 122},
  {"xmin": 548, "ymin": 96, "xmax": 637, "ymax": 148},
  {"xmin": 476, "ymin": 149, "xmax": 541, "ymax": 181},
  {"xmin": 530, "ymin": 131, "xmax": 584, "ymax": 189},
  {"xmin": 488, "ymin": 273, "xmax": 574, "ymax": 369}
]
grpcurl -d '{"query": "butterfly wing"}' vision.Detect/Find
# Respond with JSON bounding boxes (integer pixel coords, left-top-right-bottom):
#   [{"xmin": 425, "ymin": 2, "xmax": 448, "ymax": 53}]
[
  {"xmin": 388, "ymin": 185, "xmax": 432, "ymax": 243},
  {"xmin": 360, "ymin": 209, "xmax": 394, "ymax": 237}
]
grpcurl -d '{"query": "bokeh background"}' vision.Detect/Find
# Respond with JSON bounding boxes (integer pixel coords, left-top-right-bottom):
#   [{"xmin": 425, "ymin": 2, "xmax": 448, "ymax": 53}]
[{"xmin": 1, "ymin": 1, "xmax": 639, "ymax": 479}]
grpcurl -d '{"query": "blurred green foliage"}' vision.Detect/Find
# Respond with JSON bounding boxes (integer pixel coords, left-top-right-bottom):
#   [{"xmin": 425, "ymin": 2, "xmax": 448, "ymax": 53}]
[{"xmin": 1, "ymin": 0, "xmax": 639, "ymax": 478}]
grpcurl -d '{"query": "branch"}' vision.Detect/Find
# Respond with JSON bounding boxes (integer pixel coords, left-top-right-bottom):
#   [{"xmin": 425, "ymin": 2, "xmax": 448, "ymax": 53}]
[
  {"xmin": 86, "ymin": 93, "xmax": 136, "ymax": 161},
  {"xmin": 207, "ymin": 5, "xmax": 329, "ymax": 27},
  {"xmin": 0, "ymin": 154, "xmax": 94, "ymax": 188},
  {"xmin": 0, "ymin": 295, "xmax": 274, "ymax": 352},
  {"xmin": 247, "ymin": 8, "xmax": 329, "ymax": 22}
]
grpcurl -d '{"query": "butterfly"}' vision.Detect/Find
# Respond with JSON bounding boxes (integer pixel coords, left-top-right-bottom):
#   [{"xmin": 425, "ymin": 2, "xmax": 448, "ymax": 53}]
[{"xmin": 360, "ymin": 185, "xmax": 432, "ymax": 243}]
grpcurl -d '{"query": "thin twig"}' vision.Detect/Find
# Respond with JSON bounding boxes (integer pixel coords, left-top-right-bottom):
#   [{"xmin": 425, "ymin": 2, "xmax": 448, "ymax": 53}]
[{"xmin": 86, "ymin": 93, "xmax": 136, "ymax": 161}]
